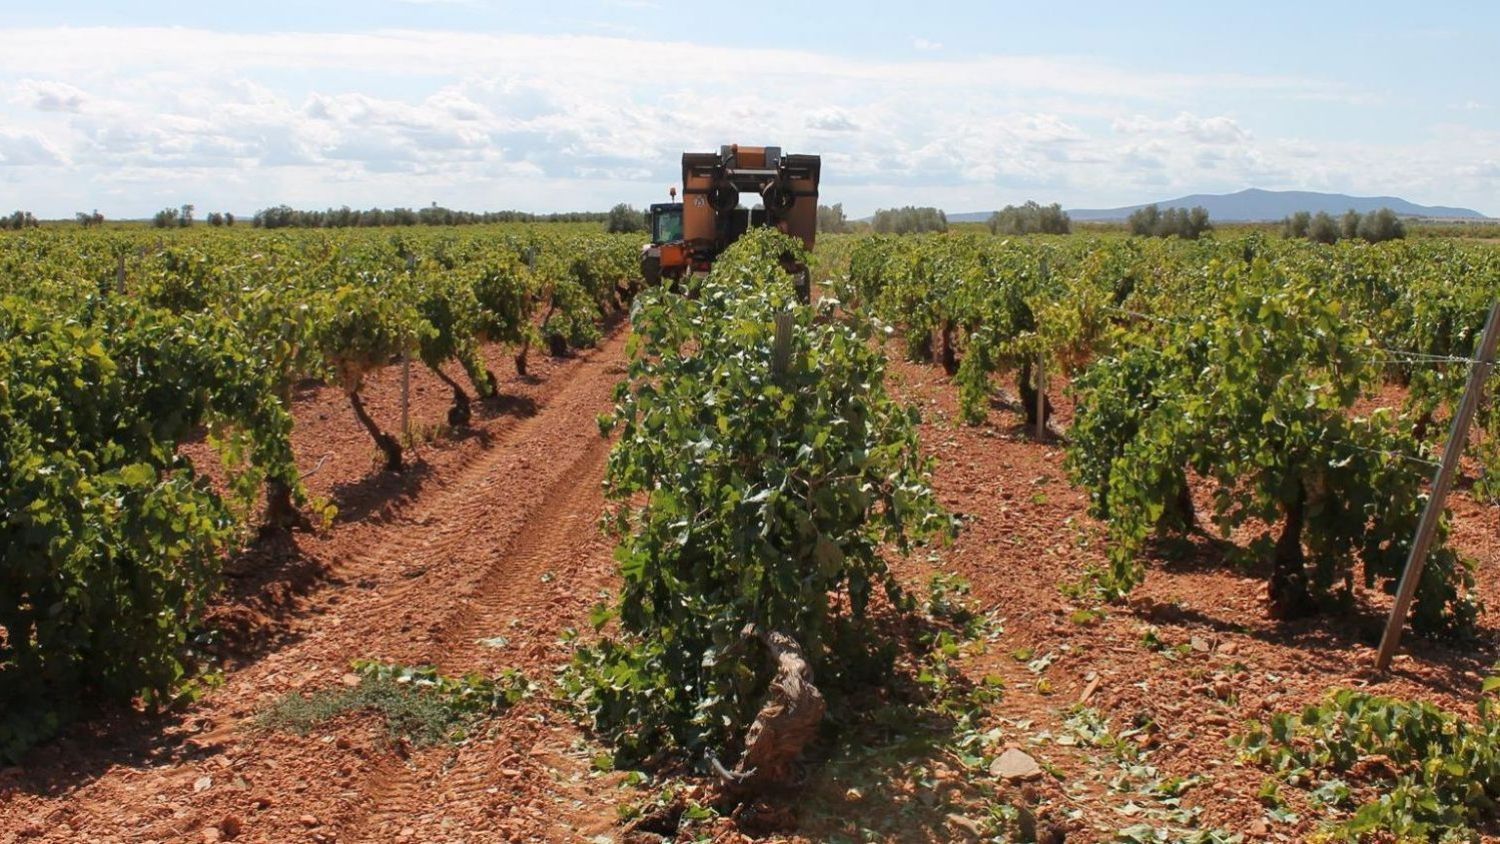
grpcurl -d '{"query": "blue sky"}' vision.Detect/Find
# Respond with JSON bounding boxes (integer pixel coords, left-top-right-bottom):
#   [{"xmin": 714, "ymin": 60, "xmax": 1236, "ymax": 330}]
[{"xmin": 1, "ymin": 1, "xmax": 1496, "ymax": 217}]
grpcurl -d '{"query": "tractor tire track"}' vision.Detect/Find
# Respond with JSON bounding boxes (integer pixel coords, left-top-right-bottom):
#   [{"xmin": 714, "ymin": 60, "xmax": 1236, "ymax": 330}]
[
  {"xmin": 299, "ymin": 326, "xmax": 625, "ymax": 842},
  {"xmin": 340, "ymin": 430, "xmax": 616, "ymax": 842}
]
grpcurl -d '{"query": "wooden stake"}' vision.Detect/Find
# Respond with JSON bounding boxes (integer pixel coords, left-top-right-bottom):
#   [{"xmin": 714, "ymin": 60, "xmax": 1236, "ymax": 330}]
[
  {"xmin": 771, "ymin": 311, "xmax": 794, "ymax": 377},
  {"xmin": 401, "ymin": 353, "xmax": 411, "ymax": 443},
  {"xmin": 1376, "ymin": 299, "xmax": 1500, "ymax": 671},
  {"xmin": 1035, "ymin": 351, "xmax": 1046, "ymax": 441},
  {"xmin": 402, "ymin": 253, "xmax": 417, "ymax": 444},
  {"xmin": 1035, "ymin": 258, "xmax": 1049, "ymax": 441}
]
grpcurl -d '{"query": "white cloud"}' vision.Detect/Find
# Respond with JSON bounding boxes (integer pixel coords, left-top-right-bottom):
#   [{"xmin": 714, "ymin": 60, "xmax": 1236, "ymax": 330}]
[
  {"xmin": 0, "ymin": 130, "xmax": 68, "ymax": 166},
  {"xmin": 11, "ymin": 79, "xmax": 90, "ymax": 113},
  {"xmin": 0, "ymin": 26, "xmax": 1493, "ymax": 217},
  {"xmin": 0, "ymin": 28, "xmax": 1350, "ymax": 102},
  {"xmin": 912, "ymin": 38, "xmax": 943, "ymax": 51},
  {"xmin": 1113, "ymin": 112, "xmax": 1251, "ymax": 145},
  {"xmin": 807, "ymin": 109, "xmax": 859, "ymax": 133}
]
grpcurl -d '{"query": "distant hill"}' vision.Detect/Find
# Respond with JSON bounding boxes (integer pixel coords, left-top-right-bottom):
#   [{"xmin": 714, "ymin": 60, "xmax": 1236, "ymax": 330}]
[{"xmin": 948, "ymin": 189, "xmax": 1489, "ymax": 224}]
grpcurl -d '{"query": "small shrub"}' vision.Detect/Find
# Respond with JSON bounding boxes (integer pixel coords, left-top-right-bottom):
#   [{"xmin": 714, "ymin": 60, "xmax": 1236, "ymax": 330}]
[
  {"xmin": 257, "ymin": 660, "xmax": 531, "ymax": 746},
  {"xmin": 1238, "ymin": 676, "xmax": 1500, "ymax": 840}
]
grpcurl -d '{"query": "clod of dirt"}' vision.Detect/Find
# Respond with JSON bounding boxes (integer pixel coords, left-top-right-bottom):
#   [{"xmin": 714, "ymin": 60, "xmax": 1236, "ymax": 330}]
[
  {"xmin": 729, "ymin": 800, "xmax": 798, "ymax": 835},
  {"xmin": 1012, "ymin": 801, "xmax": 1039, "ymax": 840},
  {"xmin": 624, "ymin": 797, "xmax": 684, "ymax": 840},
  {"xmin": 1349, "ymin": 753, "xmax": 1398, "ymax": 781},
  {"xmin": 218, "ymin": 814, "xmax": 243, "ymax": 839},
  {"xmin": 1210, "ymin": 676, "xmax": 1234, "ymax": 699},
  {"xmin": 945, "ymin": 812, "xmax": 982, "ymax": 839},
  {"xmin": 990, "ymin": 748, "xmax": 1042, "ymax": 782}
]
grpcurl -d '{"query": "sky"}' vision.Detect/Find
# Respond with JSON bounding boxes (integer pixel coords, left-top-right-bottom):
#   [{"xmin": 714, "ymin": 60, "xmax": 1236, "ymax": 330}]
[{"xmin": 1, "ymin": 1, "xmax": 1497, "ymax": 218}]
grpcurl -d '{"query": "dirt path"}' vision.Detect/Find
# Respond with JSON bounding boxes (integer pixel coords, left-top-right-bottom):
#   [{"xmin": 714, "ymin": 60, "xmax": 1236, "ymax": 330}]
[{"xmin": 0, "ymin": 330, "xmax": 629, "ymax": 844}]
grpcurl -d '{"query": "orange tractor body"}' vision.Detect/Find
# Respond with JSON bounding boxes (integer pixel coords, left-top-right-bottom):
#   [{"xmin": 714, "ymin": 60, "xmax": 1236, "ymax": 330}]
[{"xmin": 642, "ymin": 145, "xmax": 821, "ymax": 301}]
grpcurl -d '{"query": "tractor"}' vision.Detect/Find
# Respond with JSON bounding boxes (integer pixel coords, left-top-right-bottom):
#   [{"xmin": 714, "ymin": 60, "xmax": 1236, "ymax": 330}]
[{"xmin": 641, "ymin": 145, "xmax": 821, "ymax": 302}]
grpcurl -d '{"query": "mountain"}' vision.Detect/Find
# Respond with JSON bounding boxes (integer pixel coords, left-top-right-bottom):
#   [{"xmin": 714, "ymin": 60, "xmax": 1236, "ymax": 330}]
[{"xmin": 948, "ymin": 189, "xmax": 1489, "ymax": 224}]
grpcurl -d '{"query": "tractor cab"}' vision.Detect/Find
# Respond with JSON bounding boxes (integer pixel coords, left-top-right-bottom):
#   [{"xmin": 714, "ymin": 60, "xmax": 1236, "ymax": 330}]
[
  {"xmin": 649, "ymin": 202, "xmax": 683, "ymax": 245},
  {"xmin": 641, "ymin": 200, "xmax": 689, "ymax": 286}
]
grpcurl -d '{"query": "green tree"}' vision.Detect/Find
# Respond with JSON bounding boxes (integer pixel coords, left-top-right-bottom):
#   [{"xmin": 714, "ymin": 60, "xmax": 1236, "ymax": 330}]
[
  {"xmin": 1127, "ymin": 204, "xmax": 1161, "ymax": 237},
  {"xmin": 988, "ymin": 201, "xmax": 1071, "ymax": 235},
  {"xmin": 817, "ymin": 203, "xmax": 849, "ymax": 233},
  {"xmin": 1341, "ymin": 209, "xmax": 1362, "ymax": 241},
  {"xmin": 606, "ymin": 203, "xmax": 647, "ymax": 234},
  {"xmin": 1308, "ymin": 212, "xmax": 1340, "ymax": 244},
  {"xmin": 871, "ymin": 206, "xmax": 947, "ymax": 234},
  {"xmin": 1128, "ymin": 204, "xmax": 1211, "ymax": 239},
  {"xmin": 1282, "ymin": 211, "xmax": 1311, "ymax": 239},
  {"xmin": 1357, "ymin": 207, "xmax": 1406, "ymax": 243}
]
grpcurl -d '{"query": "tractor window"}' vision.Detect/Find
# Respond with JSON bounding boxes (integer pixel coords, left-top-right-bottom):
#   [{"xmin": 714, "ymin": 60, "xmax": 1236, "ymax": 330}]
[{"xmin": 653, "ymin": 208, "xmax": 682, "ymax": 243}]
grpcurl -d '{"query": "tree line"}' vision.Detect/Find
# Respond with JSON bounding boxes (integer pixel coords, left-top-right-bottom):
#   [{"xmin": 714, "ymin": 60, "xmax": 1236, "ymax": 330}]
[
  {"xmin": 988, "ymin": 201, "xmax": 1071, "ymax": 235},
  {"xmin": 250, "ymin": 204, "xmax": 611, "ymax": 229},
  {"xmin": 871, "ymin": 206, "xmax": 948, "ymax": 234},
  {"xmin": 153, "ymin": 205, "xmax": 207, "ymax": 228},
  {"xmin": 0, "ymin": 211, "xmax": 40, "ymax": 230},
  {"xmin": 1127, "ymin": 204, "xmax": 1213, "ymax": 240},
  {"xmin": 1282, "ymin": 207, "xmax": 1406, "ymax": 244}
]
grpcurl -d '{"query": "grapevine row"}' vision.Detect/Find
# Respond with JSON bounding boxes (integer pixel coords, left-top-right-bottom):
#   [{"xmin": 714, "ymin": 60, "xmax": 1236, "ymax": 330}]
[
  {"xmin": 835, "ymin": 231, "xmax": 1499, "ymax": 634},
  {"xmin": 0, "ymin": 225, "xmax": 640, "ymax": 760}
]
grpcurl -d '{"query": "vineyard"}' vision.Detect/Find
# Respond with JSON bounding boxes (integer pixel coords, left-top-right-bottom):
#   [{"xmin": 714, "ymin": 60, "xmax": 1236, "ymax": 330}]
[{"xmin": 4, "ymin": 224, "xmax": 1500, "ymax": 842}]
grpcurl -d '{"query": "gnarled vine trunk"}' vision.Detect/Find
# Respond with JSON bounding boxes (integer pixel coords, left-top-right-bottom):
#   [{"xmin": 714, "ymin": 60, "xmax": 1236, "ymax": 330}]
[
  {"xmin": 429, "ymin": 366, "xmax": 472, "ymax": 427},
  {"xmin": 348, "ymin": 389, "xmax": 402, "ymax": 472},
  {"xmin": 263, "ymin": 478, "xmax": 310, "ymax": 532},
  {"xmin": 1017, "ymin": 358, "xmax": 1055, "ymax": 431},
  {"xmin": 1161, "ymin": 470, "xmax": 1196, "ymax": 534},
  {"xmin": 262, "ymin": 382, "xmax": 309, "ymax": 532},
  {"xmin": 729, "ymin": 626, "xmax": 826, "ymax": 789},
  {"xmin": 1412, "ymin": 408, "xmax": 1434, "ymax": 444},
  {"xmin": 939, "ymin": 322, "xmax": 958, "ymax": 376},
  {"xmin": 515, "ymin": 291, "xmax": 558, "ymax": 376},
  {"xmin": 1268, "ymin": 477, "xmax": 1315, "ymax": 619},
  {"xmin": 906, "ymin": 329, "xmax": 932, "ymax": 364}
]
